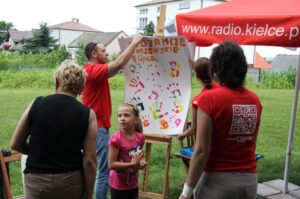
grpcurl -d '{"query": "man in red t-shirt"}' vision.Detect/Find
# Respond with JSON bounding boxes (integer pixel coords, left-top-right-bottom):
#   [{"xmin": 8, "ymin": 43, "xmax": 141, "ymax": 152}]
[{"xmin": 81, "ymin": 34, "xmax": 143, "ymax": 199}]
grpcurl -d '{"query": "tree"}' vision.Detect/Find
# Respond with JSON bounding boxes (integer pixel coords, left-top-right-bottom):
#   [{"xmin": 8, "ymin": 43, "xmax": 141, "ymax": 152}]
[
  {"xmin": 0, "ymin": 21, "xmax": 13, "ymax": 44},
  {"xmin": 75, "ymin": 42, "xmax": 87, "ymax": 66},
  {"xmin": 144, "ymin": 21, "xmax": 155, "ymax": 36},
  {"xmin": 22, "ymin": 22, "xmax": 58, "ymax": 53}
]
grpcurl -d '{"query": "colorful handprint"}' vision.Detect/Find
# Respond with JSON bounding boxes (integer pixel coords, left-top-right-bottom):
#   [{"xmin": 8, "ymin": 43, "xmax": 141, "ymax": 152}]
[
  {"xmin": 149, "ymin": 101, "xmax": 168, "ymax": 120},
  {"xmin": 129, "ymin": 96, "xmax": 145, "ymax": 111},
  {"xmin": 142, "ymin": 115, "xmax": 151, "ymax": 127},
  {"xmin": 160, "ymin": 119, "xmax": 169, "ymax": 129},
  {"xmin": 169, "ymin": 115, "xmax": 182, "ymax": 128},
  {"xmin": 172, "ymin": 100, "xmax": 183, "ymax": 113},
  {"xmin": 169, "ymin": 60, "xmax": 180, "ymax": 77},
  {"xmin": 167, "ymin": 82, "xmax": 181, "ymax": 99},
  {"xmin": 148, "ymin": 90, "xmax": 159, "ymax": 100},
  {"xmin": 129, "ymin": 76, "xmax": 145, "ymax": 94}
]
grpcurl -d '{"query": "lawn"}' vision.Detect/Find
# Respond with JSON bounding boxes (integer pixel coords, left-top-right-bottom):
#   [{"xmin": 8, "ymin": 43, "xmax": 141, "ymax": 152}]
[{"xmin": 0, "ymin": 87, "xmax": 300, "ymax": 198}]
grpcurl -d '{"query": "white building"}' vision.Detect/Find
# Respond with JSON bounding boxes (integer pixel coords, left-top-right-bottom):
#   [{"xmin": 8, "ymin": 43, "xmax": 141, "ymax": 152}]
[
  {"xmin": 135, "ymin": 0, "xmax": 226, "ymax": 33},
  {"xmin": 134, "ymin": 0, "xmax": 255, "ymax": 65},
  {"xmin": 48, "ymin": 18, "xmax": 101, "ymax": 49}
]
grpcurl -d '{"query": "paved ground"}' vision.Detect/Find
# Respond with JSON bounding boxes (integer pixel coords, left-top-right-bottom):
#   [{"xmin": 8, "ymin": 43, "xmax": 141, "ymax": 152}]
[{"xmin": 257, "ymin": 179, "xmax": 300, "ymax": 199}]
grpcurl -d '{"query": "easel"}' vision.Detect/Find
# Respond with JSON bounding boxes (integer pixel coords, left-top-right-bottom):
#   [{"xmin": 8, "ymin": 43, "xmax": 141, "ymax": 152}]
[
  {"xmin": 139, "ymin": 5, "xmax": 172, "ymax": 199},
  {"xmin": 154, "ymin": 5, "xmax": 166, "ymax": 37},
  {"xmin": 139, "ymin": 134, "xmax": 172, "ymax": 199}
]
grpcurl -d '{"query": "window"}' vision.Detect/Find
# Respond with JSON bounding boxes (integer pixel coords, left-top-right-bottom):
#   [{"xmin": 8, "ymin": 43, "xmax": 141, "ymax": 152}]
[
  {"xmin": 179, "ymin": 1, "xmax": 190, "ymax": 9},
  {"xmin": 139, "ymin": 17, "xmax": 148, "ymax": 29},
  {"xmin": 139, "ymin": 8, "xmax": 148, "ymax": 14}
]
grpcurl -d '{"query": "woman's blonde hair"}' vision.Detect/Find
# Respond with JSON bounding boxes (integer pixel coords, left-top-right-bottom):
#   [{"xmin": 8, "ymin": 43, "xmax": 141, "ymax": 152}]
[{"xmin": 54, "ymin": 59, "xmax": 87, "ymax": 94}]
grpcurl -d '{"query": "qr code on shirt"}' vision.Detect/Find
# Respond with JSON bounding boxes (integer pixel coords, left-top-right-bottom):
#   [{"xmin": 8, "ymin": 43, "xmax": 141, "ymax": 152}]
[{"xmin": 230, "ymin": 105, "xmax": 257, "ymax": 135}]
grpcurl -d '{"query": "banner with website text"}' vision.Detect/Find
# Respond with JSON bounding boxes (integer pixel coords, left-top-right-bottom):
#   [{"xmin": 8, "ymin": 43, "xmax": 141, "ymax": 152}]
[
  {"xmin": 175, "ymin": 0, "xmax": 300, "ymax": 47},
  {"xmin": 119, "ymin": 36, "xmax": 192, "ymax": 135}
]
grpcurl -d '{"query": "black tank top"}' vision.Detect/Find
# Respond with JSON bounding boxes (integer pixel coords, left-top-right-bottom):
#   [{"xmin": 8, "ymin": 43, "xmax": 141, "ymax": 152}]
[{"xmin": 24, "ymin": 94, "xmax": 90, "ymax": 173}]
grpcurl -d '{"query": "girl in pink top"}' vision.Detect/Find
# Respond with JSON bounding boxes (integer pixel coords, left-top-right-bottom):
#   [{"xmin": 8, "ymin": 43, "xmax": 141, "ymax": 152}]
[{"xmin": 108, "ymin": 104, "xmax": 146, "ymax": 199}]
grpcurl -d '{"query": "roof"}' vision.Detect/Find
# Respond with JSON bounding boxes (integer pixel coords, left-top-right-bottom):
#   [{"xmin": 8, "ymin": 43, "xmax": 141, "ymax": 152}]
[
  {"xmin": 135, "ymin": 0, "xmax": 177, "ymax": 7},
  {"xmin": 135, "ymin": 0, "xmax": 228, "ymax": 7},
  {"xmin": 8, "ymin": 30, "xmax": 33, "ymax": 42},
  {"xmin": 49, "ymin": 19, "xmax": 100, "ymax": 32},
  {"xmin": 271, "ymin": 54, "xmax": 299, "ymax": 71},
  {"xmin": 68, "ymin": 31, "xmax": 126, "ymax": 48},
  {"xmin": 253, "ymin": 52, "xmax": 272, "ymax": 69}
]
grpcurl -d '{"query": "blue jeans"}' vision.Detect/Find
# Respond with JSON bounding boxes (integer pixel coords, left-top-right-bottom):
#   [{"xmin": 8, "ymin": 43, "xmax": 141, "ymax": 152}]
[{"xmin": 95, "ymin": 128, "xmax": 110, "ymax": 199}]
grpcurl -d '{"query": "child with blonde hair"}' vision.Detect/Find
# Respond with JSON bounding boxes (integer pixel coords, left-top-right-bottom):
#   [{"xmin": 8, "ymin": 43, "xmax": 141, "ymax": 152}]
[{"xmin": 108, "ymin": 104, "xmax": 146, "ymax": 199}]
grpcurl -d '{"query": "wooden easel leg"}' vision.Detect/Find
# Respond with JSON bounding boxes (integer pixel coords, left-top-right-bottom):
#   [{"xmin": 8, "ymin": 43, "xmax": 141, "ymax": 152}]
[
  {"xmin": 162, "ymin": 142, "xmax": 171, "ymax": 198},
  {"xmin": 0, "ymin": 153, "xmax": 13, "ymax": 199},
  {"xmin": 142, "ymin": 142, "xmax": 152, "ymax": 192}
]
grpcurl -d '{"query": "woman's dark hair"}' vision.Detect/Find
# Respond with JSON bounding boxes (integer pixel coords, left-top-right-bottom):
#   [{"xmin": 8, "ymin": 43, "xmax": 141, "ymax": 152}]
[
  {"xmin": 84, "ymin": 42, "xmax": 98, "ymax": 60},
  {"xmin": 209, "ymin": 40, "xmax": 248, "ymax": 89},
  {"xmin": 194, "ymin": 57, "xmax": 212, "ymax": 89}
]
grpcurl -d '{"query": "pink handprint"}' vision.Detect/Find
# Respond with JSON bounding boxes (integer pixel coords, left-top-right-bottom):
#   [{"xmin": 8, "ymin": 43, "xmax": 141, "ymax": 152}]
[
  {"xmin": 129, "ymin": 76, "xmax": 145, "ymax": 94},
  {"xmin": 167, "ymin": 82, "xmax": 181, "ymax": 99},
  {"xmin": 169, "ymin": 115, "xmax": 182, "ymax": 127},
  {"xmin": 148, "ymin": 90, "xmax": 159, "ymax": 100}
]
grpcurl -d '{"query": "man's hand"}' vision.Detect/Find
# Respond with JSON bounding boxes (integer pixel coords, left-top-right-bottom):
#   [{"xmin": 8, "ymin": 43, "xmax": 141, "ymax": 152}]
[{"xmin": 131, "ymin": 34, "xmax": 144, "ymax": 46}]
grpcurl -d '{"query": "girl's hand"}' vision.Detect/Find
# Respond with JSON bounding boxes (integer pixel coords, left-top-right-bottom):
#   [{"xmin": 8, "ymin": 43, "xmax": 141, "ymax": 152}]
[
  {"xmin": 179, "ymin": 195, "xmax": 188, "ymax": 199},
  {"xmin": 131, "ymin": 150, "xmax": 144, "ymax": 166},
  {"xmin": 178, "ymin": 133, "xmax": 186, "ymax": 140},
  {"xmin": 139, "ymin": 158, "xmax": 147, "ymax": 169}
]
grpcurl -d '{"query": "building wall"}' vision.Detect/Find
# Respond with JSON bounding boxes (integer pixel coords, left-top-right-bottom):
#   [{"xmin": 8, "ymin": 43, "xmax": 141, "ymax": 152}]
[
  {"xmin": 105, "ymin": 32, "xmax": 127, "ymax": 55},
  {"xmin": 68, "ymin": 32, "xmax": 127, "ymax": 59},
  {"xmin": 50, "ymin": 29, "xmax": 83, "ymax": 48},
  {"xmin": 135, "ymin": 0, "xmax": 224, "ymax": 33}
]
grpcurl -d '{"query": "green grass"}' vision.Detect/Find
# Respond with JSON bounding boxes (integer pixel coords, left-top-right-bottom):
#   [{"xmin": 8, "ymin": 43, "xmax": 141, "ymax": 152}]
[{"xmin": 0, "ymin": 87, "xmax": 300, "ymax": 198}]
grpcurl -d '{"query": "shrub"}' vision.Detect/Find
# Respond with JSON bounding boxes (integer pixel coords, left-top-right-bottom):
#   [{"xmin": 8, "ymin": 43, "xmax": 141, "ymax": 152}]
[
  {"xmin": 0, "ymin": 69, "xmax": 54, "ymax": 88},
  {"xmin": 260, "ymin": 67, "xmax": 296, "ymax": 89},
  {"xmin": 0, "ymin": 69, "xmax": 126, "ymax": 89},
  {"xmin": 0, "ymin": 48, "xmax": 69, "ymax": 71}
]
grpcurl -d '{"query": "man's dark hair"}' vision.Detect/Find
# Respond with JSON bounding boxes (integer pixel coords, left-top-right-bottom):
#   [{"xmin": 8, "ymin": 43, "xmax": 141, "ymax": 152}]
[
  {"xmin": 84, "ymin": 42, "xmax": 98, "ymax": 60},
  {"xmin": 194, "ymin": 57, "xmax": 212, "ymax": 89},
  {"xmin": 209, "ymin": 40, "xmax": 248, "ymax": 89}
]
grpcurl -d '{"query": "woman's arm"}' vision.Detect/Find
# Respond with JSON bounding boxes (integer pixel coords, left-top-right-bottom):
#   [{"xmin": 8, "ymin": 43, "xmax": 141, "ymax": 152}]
[
  {"xmin": 180, "ymin": 108, "xmax": 212, "ymax": 199},
  {"xmin": 178, "ymin": 107, "xmax": 197, "ymax": 140},
  {"xmin": 82, "ymin": 110, "xmax": 97, "ymax": 199},
  {"xmin": 10, "ymin": 102, "xmax": 33, "ymax": 154}
]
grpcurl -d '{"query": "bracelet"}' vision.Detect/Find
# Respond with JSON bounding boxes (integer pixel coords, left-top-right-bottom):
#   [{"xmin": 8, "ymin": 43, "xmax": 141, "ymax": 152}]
[{"xmin": 181, "ymin": 183, "xmax": 193, "ymax": 198}]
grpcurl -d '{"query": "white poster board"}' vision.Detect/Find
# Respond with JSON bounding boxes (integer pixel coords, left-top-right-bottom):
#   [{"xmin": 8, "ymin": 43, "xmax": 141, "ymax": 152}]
[{"xmin": 119, "ymin": 36, "xmax": 192, "ymax": 135}]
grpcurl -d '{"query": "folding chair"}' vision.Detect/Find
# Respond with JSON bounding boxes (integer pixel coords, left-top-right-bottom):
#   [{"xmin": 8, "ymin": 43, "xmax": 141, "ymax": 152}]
[
  {"xmin": 0, "ymin": 149, "xmax": 25, "ymax": 199},
  {"xmin": 174, "ymin": 122, "xmax": 195, "ymax": 173}
]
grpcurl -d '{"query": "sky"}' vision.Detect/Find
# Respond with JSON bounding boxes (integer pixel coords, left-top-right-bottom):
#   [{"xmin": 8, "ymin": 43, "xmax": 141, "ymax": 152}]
[{"xmin": 0, "ymin": 0, "xmax": 299, "ymax": 58}]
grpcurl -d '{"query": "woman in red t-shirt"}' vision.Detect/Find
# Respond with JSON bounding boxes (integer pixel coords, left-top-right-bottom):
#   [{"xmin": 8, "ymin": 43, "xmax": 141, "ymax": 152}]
[{"xmin": 180, "ymin": 40, "xmax": 262, "ymax": 199}]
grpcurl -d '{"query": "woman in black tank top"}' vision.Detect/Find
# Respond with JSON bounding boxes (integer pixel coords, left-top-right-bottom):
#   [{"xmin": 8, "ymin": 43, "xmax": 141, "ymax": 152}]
[{"xmin": 11, "ymin": 60, "xmax": 98, "ymax": 199}]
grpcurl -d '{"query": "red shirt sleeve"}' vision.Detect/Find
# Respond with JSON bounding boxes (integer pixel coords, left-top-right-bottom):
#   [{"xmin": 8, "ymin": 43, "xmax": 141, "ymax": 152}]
[{"xmin": 197, "ymin": 92, "xmax": 214, "ymax": 118}]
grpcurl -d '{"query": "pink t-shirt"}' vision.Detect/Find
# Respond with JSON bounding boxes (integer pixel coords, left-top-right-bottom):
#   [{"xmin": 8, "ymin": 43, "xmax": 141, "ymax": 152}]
[{"xmin": 109, "ymin": 131, "xmax": 145, "ymax": 190}]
